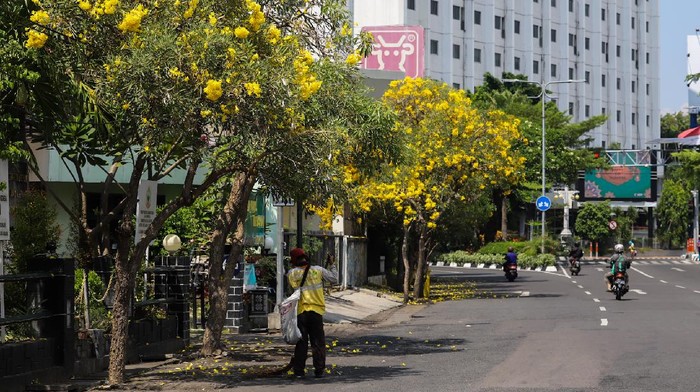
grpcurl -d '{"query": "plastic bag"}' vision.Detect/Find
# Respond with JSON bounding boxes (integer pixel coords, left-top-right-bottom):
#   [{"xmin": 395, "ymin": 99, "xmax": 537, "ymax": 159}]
[
  {"xmin": 279, "ymin": 289, "xmax": 302, "ymax": 345},
  {"xmin": 243, "ymin": 263, "xmax": 257, "ymax": 291}
]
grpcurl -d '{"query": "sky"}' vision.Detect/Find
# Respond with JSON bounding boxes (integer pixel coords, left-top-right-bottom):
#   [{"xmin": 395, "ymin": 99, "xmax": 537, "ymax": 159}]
[{"xmin": 660, "ymin": 0, "xmax": 700, "ymax": 114}]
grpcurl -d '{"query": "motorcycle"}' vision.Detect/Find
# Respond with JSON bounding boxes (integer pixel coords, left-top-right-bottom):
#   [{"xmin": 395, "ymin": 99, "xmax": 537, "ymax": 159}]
[
  {"xmin": 504, "ymin": 263, "xmax": 518, "ymax": 282},
  {"xmin": 611, "ymin": 271, "xmax": 629, "ymax": 300},
  {"xmin": 569, "ymin": 256, "xmax": 581, "ymax": 276}
]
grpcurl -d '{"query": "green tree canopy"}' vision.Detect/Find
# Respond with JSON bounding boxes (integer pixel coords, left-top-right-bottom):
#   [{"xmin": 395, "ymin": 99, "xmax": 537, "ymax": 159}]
[
  {"xmin": 660, "ymin": 111, "xmax": 690, "ymax": 138},
  {"xmin": 574, "ymin": 201, "xmax": 612, "ymax": 243},
  {"xmin": 656, "ymin": 179, "xmax": 690, "ymax": 249}
]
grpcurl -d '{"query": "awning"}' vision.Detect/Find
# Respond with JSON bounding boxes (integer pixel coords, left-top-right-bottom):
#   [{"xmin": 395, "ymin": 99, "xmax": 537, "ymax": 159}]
[
  {"xmin": 678, "ymin": 125, "xmax": 700, "ymax": 138},
  {"xmin": 647, "ymin": 136, "xmax": 700, "ymax": 146}
]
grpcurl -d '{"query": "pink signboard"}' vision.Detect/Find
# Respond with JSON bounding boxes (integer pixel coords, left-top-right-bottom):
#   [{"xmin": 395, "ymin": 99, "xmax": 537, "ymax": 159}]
[{"xmin": 360, "ymin": 25, "xmax": 425, "ymax": 78}]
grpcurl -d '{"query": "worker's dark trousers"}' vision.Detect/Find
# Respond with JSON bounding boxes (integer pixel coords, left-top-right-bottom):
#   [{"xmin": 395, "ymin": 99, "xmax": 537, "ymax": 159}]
[{"xmin": 293, "ymin": 310, "xmax": 326, "ymax": 375}]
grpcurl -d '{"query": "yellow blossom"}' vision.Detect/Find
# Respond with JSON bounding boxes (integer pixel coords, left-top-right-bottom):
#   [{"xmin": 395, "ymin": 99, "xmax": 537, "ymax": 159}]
[
  {"xmin": 118, "ymin": 4, "xmax": 148, "ymax": 33},
  {"xmin": 78, "ymin": 0, "xmax": 92, "ymax": 11},
  {"xmin": 203, "ymin": 79, "xmax": 223, "ymax": 101},
  {"xmin": 25, "ymin": 29, "xmax": 48, "ymax": 49},
  {"xmin": 244, "ymin": 82, "xmax": 261, "ymax": 97},
  {"xmin": 266, "ymin": 25, "xmax": 280, "ymax": 44},
  {"xmin": 234, "ymin": 26, "xmax": 250, "ymax": 39},
  {"xmin": 345, "ymin": 52, "xmax": 362, "ymax": 66},
  {"xmin": 103, "ymin": 0, "xmax": 119, "ymax": 15},
  {"xmin": 30, "ymin": 10, "xmax": 51, "ymax": 25},
  {"xmin": 208, "ymin": 12, "xmax": 217, "ymax": 26},
  {"xmin": 183, "ymin": 0, "xmax": 198, "ymax": 19}
]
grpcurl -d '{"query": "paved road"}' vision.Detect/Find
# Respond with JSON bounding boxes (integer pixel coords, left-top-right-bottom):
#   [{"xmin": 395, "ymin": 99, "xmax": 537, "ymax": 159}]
[{"xmin": 106, "ymin": 259, "xmax": 700, "ymax": 391}]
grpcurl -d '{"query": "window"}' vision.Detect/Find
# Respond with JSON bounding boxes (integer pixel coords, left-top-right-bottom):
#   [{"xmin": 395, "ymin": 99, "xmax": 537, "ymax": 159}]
[
  {"xmin": 569, "ymin": 67, "xmax": 574, "ymax": 79},
  {"xmin": 585, "ymin": 71, "xmax": 590, "ymax": 83},
  {"xmin": 533, "ymin": 24, "xmax": 540, "ymax": 38},
  {"xmin": 568, "ymin": 102, "xmax": 574, "ymax": 115},
  {"xmin": 533, "ymin": 60, "xmax": 539, "ymax": 74},
  {"xmin": 453, "ymin": 5, "xmax": 461, "ymax": 20},
  {"xmin": 602, "ymin": 8, "xmax": 606, "ymax": 21},
  {"xmin": 585, "ymin": 3, "xmax": 590, "ymax": 16},
  {"xmin": 632, "ymin": 49, "xmax": 636, "ymax": 61},
  {"xmin": 616, "ymin": 110, "xmax": 621, "ymax": 122},
  {"xmin": 452, "ymin": 44, "xmax": 460, "ymax": 59},
  {"xmin": 585, "ymin": 37, "xmax": 590, "ymax": 50},
  {"xmin": 602, "ymin": 107, "xmax": 606, "ymax": 115},
  {"xmin": 514, "ymin": 56, "xmax": 521, "ymax": 70},
  {"xmin": 646, "ymin": 115, "xmax": 650, "ymax": 127},
  {"xmin": 474, "ymin": 10, "xmax": 481, "ymax": 25},
  {"xmin": 551, "ymin": 0, "xmax": 556, "ymax": 7},
  {"xmin": 569, "ymin": 0, "xmax": 573, "ymax": 12},
  {"xmin": 495, "ymin": 15, "xmax": 503, "ymax": 30},
  {"xmin": 430, "ymin": 39, "xmax": 439, "ymax": 54},
  {"xmin": 551, "ymin": 63, "xmax": 557, "ymax": 77},
  {"xmin": 631, "ymin": 17, "xmax": 635, "ymax": 29},
  {"xmin": 601, "ymin": 41, "xmax": 606, "ymax": 54},
  {"xmin": 602, "ymin": 74, "xmax": 606, "ymax": 87},
  {"xmin": 616, "ymin": 77, "xmax": 621, "ymax": 90},
  {"xmin": 632, "ymin": 113, "xmax": 636, "ymax": 125},
  {"xmin": 514, "ymin": 20, "xmax": 521, "ymax": 34},
  {"xmin": 569, "ymin": 33, "xmax": 575, "ymax": 46},
  {"xmin": 495, "ymin": 53, "xmax": 502, "ymax": 67},
  {"xmin": 616, "ymin": 45, "xmax": 620, "ymax": 57},
  {"xmin": 632, "ymin": 80, "xmax": 636, "ymax": 92},
  {"xmin": 474, "ymin": 48, "xmax": 482, "ymax": 62},
  {"xmin": 646, "ymin": 52, "xmax": 650, "ymax": 64},
  {"xmin": 431, "ymin": 0, "xmax": 438, "ymax": 15},
  {"xmin": 646, "ymin": 83, "xmax": 650, "ymax": 95},
  {"xmin": 646, "ymin": 21, "xmax": 649, "ymax": 33},
  {"xmin": 407, "ymin": 0, "xmax": 415, "ymax": 10},
  {"xmin": 616, "ymin": 12, "xmax": 620, "ymax": 25},
  {"xmin": 585, "ymin": 105, "xmax": 590, "ymax": 116},
  {"xmin": 453, "ymin": 83, "xmax": 461, "ymax": 89},
  {"xmin": 551, "ymin": 29, "xmax": 557, "ymax": 42}
]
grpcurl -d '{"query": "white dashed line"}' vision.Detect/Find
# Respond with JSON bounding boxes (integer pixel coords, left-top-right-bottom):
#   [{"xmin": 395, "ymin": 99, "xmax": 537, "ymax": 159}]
[
  {"xmin": 671, "ymin": 267, "xmax": 685, "ymax": 272},
  {"xmin": 572, "ymin": 281, "xmax": 577, "ymax": 284},
  {"xmin": 630, "ymin": 289, "xmax": 647, "ymax": 295},
  {"xmin": 596, "ymin": 268, "xmax": 604, "ymax": 272},
  {"xmin": 676, "ymin": 285, "xmax": 686, "ymax": 289},
  {"xmin": 601, "ymin": 319, "xmax": 608, "ymax": 326},
  {"xmin": 694, "ymin": 291, "xmax": 700, "ymax": 294},
  {"xmin": 520, "ymin": 291, "xmax": 530, "ymax": 297},
  {"xmin": 584, "ymin": 291, "xmax": 592, "ymax": 295},
  {"xmin": 630, "ymin": 267, "xmax": 654, "ymax": 279},
  {"xmin": 660, "ymin": 280, "xmax": 668, "ymax": 284},
  {"xmin": 593, "ymin": 298, "xmax": 600, "ymax": 303},
  {"xmin": 599, "ymin": 306, "xmax": 606, "ymax": 312},
  {"xmin": 577, "ymin": 285, "xmax": 584, "ymax": 289}
]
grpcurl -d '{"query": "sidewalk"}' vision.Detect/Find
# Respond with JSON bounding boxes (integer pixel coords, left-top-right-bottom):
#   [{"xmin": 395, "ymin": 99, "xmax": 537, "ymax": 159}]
[{"xmin": 70, "ymin": 287, "xmax": 405, "ymax": 391}]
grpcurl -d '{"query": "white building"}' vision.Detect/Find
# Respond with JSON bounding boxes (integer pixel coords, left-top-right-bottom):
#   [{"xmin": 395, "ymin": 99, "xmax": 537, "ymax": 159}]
[{"xmin": 350, "ymin": 0, "xmax": 660, "ymax": 150}]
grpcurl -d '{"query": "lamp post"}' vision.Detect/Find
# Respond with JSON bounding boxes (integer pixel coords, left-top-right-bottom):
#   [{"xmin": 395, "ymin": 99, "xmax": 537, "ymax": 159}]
[
  {"xmin": 692, "ymin": 190, "xmax": 699, "ymax": 256},
  {"xmin": 503, "ymin": 78, "xmax": 585, "ymax": 253},
  {"xmin": 555, "ymin": 185, "xmax": 579, "ymax": 239}
]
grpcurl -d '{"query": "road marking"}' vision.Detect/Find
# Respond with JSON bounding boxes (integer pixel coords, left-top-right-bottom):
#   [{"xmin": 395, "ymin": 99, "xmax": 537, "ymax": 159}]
[
  {"xmin": 601, "ymin": 318, "xmax": 608, "ymax": 326},
  {"xmin": 599, "ymin": 306, "xmax": 606, "ymax": 312},
  {"xmin": 593, "ymin": 298, "xmax": 600, "ymax": 303},
  {"xmin": 577, "ymin": 285, "xmax": 584, "ymax": 289},
  {"xmin": 676, "ymin": 285, "xmax": 686, "ymax": 289},
  {"xmin": 630, "ymin": 289, "xmax": 647, "ymax": 295},
  {"xmin": 596, "ymin": 268, "xmax": 604, "ymax": 272},
  {"xmin": 585, "ymin": 291, "xmax": 592, "ymax": 295},
  {"xmin": 660, "ymin": 280, "xmax": 668, "ymax": 284},
  {"xmin": 572, "ymin": 280, "xmax": 577, "ymax": 284},
  {"xmin": 630, "ymin": 267, "xmax": 654, "ymax": 279},
  {"xmin": 694, "ymin": 291, "xmax": 700, "ymax": 294},
  {"xmin": 520, "ymin": 291, "xmax": 530, "ymax": 297},
  {"xmin": 671, "ymin": 267, "xmax": 685, "ymax": 272}
]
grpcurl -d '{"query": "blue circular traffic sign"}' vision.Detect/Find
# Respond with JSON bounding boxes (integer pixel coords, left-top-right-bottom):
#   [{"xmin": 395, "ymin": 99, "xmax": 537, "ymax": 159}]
[{"xmin": 536, "ymin": 195, "xmax": 551, "ymax": 212}]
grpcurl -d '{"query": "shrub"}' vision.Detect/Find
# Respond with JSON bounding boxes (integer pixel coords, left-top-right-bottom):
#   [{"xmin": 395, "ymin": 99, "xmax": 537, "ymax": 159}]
[
  {"xmin": 437, "ymin": 251, "xmax": 556, "ymax": 268},
  {"xmin": 476, "ymin": 241, "xmax": 527, "ymax": 255}
]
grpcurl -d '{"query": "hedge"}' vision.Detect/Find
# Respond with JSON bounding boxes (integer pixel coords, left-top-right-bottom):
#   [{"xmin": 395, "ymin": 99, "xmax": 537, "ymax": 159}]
[{"xmin": 437, "ymin": 250, "xmax": 556, "ymax": 268}]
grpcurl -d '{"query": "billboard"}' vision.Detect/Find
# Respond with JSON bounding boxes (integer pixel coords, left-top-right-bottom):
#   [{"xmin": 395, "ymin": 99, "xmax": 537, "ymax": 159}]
[
  {"xmin": 579, "ymin": 165, "xmax": 656, "ymax": 201},
  {"xmin": 360, "ymin": 25, "xmax": 425, "ymax": 78}
]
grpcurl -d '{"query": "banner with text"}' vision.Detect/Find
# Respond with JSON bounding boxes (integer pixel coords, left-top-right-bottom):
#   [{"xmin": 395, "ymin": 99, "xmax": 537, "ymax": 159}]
[{"xmin": 135, "ymin": 180, "xmax": 157, "ymax": 245}]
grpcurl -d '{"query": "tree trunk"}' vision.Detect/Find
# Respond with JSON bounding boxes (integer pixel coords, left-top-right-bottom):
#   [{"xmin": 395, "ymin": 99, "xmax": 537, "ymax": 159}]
[
  {"xmin": 412, "ymin": 226, "xmax": 426, "ymax": 299},
  {"xmin": 501, "ymin": 195, "xmax": 508, "ymax": 241},
  {"xmin": 401, "ymin": 225, "xmax": 411, "ymax": 304},
  {"xmin": 201, "ymin": 172, "xmax": 255, "ymax": 355}
]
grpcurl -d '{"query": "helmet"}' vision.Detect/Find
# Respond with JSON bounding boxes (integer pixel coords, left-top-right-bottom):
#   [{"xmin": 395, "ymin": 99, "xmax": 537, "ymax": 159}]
[
  {"xmin": 508, "ymin": 247, "xmax": 514, "ymax": 252},
  {"xmin": 614, "ymin": 244, "xmax": 624, "ymax": 253}
]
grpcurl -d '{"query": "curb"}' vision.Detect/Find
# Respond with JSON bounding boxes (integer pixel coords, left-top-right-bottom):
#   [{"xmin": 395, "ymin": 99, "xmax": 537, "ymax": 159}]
[{"xmin": 431, "ymin": 261, "xmax": 558, "ymax": 273}]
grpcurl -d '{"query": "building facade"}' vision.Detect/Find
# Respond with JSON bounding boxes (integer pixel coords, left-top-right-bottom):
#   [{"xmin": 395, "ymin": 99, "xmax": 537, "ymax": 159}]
[{"xmin": 350, "ymin": 0, "xmax": 661, "ymax": 150}]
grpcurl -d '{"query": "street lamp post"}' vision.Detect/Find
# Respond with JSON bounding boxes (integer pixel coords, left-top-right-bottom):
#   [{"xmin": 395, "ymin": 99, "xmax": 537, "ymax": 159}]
[
  {"xmin": 692, "ymin": 189, "xmax": 699, "ymax": 257},
  {"xmin": 503, "ymin": 78, "xmax": 584, "ymax": 253}
]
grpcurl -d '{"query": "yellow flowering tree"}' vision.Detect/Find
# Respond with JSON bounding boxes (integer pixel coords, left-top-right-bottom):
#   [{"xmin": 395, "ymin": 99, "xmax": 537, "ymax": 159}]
[
  {"xmin": 21, "ymin": 0, "xmax": 395, "ymax": 382},
  {"xmin": 352, "ymin": 78, "xmax": 526, "ymax": 302}
]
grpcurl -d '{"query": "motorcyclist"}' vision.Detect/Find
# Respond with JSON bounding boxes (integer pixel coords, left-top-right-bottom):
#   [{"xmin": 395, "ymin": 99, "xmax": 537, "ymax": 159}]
[
  {"xmin": 604, "ymin": 243, "xmax": 630, "ymax": 292},
  {"xmin": 503, "ymin": 246, "xmax": 517, "ymax": 272},
  {"xmin": 568, "ymin": 242, "xmax": 584, "ymax": 265},
  {"xmin": 628, "ymin": 240, "xmax": 637, "ymax": 259}
]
